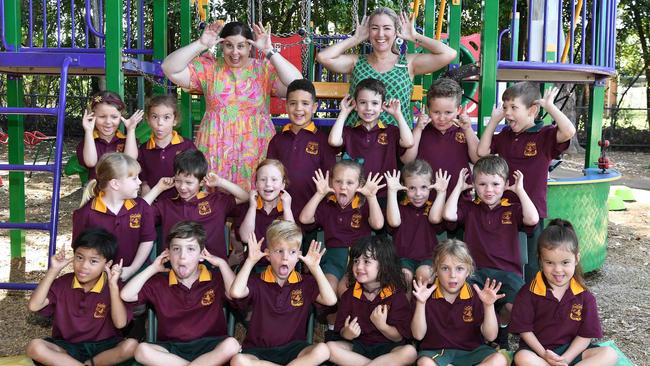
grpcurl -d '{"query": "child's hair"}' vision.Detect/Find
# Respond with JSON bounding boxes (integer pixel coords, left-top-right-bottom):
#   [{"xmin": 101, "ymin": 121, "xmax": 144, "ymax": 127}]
[
  {"xmin": 472, "ymin": 155, "xmax": 509, "ymax": 182},
  {"xmin": 401, "ymin": 159, "xmax": 433, "ymax": 182},
  {"xmin": 347, "ymin": 235, "xmax": 407, "ymax": 291},
  {"xmin": 332, "ymin": 160, "xmax": 366, "ymax": 187},
  {"xmin": 174, "ymin": 149, "xmax": 208, "ymax": 181},
  {"xmin": 80, "ymin": 152, "xmax": 141, "ymax": 207},
  {"xmin": 89, "ymin": 90, "xmax": 126, "ymax": 112},
  {"xmin": 502, "ymin": 81, "xmax": 541, "ymax": 108},
  {"xmin": 432, "ymin": 239, "xmax": 475, "ymax": 277},
  {"xmin": 426, "ymin": 78, "xmax": 463, "ymax": 107},
  {"xmin": 265, "ymin": 220, "xmax": 303, "ymax": 250},
  {"xmin": 145, "ymin": 94, "xmax": 178, "ymax": 118},
  {"xmin": 353, "ymin": 78, "xmax": 387, "ymax": 102},
  {"xmin": 72, "ymin": 227, "xmax": 118, "ymax": 262},
  {"xmin": 167, "ymin": 220, "xmax": 207, "ymax": 250},
  {"xmin": 220, "ymin": 21, "xmax": 254, "ymax": 41},
  {"xmin": 286, "ymin": 79, "xmax": 316, "ymax": 101},
  {"xmin": 538, "ymin": 218, "xmax": 587, "ymax": 289},
  {"xmin": 368, "ymin": 7, "xmax": 401, "ymax": 54},
  {"xmin": 256, "ymin": 159, "xmax": 289, "ymax": 187}
]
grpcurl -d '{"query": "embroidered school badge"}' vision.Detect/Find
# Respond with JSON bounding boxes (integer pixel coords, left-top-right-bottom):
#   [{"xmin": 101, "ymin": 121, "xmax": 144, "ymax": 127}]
[
  {"xmin": 116, "ymin": 144, "xmax": 125, "ymax": 153},
  {"xmin": 198, "ymin": 201, "xmax": 212, "ymax": 216},
  {"xmin": 455, "ymin": 131, "xmax": 466, "ymax": 143},
  {"xmin": 305, "ymin": 141, "xmax": 319, "ymax": 155},
  {"xmin": 524, "ymin": 142, "xmax": 537, "ymax": 157},
  {"xmin": 570, "ymin": 303, "xmax": 583, "ymax": 321},
  {"xmin": 501, "ymin": 211, "xmax": 513, "ymax": 225},
  {"xmin": 291, "ymin": 289, "xmax": 304, "ymax": 307},
  {"xmin": 462, "ymin": 305, "xmax": 474, "ymax": 322},
  {"xmin": 201, "ymin": 289, "xmax": 215, "ymax": 306},
  {"xmin": 377, "ymin": 132, "xmax": 388, "ymax": 145},
  {"xmin": 351, "ymin": 213, "xmax": 362, "ymax": 228},
  {"xmin": 129, "ymin": 213, "xmax": 141, "ymax": 228},
  {"xmin": 93, "ymin": 303, "xmax": 107, "ymax": 318}
]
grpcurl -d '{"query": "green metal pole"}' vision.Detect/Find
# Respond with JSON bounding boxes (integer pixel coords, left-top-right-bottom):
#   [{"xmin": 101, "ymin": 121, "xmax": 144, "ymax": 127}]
[
  {"xmin": 448, "ymin": 0, "xmax": 461, "ymax": 65},
  {"xmin": 585, "ymin": 80, "xmax": 605, "ymax": 169},
  {"xmin": 419, "ymin": 0, "xmax": 436, "ymax": 91},
  {"xmin": 153, "ymin": 0, "xmax": 168, "ymax": 96},
  {"xmin": 478, "ymin": 0, "xmax": 499, "ymax": 137},
  {"xmin": 105, "ymin": 0, "xmax": 124, "ymax": 96},
  {"xmin": 179, "ymin": 0, "xmax": 193, "ymax": 139}
]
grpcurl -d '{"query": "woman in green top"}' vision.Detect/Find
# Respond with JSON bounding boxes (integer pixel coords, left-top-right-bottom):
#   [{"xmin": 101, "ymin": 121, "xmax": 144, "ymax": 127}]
[{"xmin": 316, "ymin": 7, "xmax": 456, "ymax": 126}]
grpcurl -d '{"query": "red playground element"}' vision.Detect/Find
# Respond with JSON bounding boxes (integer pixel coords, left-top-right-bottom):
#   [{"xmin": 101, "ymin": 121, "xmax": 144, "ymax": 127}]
[{"xmin": 597, "ymin": 139, "xmax": 613, "ymax": 171}]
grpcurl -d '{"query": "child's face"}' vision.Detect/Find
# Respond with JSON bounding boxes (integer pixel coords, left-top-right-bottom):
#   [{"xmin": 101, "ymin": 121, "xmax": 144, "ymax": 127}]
[
  {"xmin": 540, "ymin": 246, "xmax": 579, "ymax": 289},
  {"xmin": 286, "ymin": 90, "xmax": 317, "ymax": 128},
  {"xmin": 266, "ymin": 240, "xmax": 300, "ymax": 281},
  {"xmin": 93, "ymin": 103, "xmax": 122, "ymax": 140},
  {"xmin": 256, "ymin": 164, "xmax": 285, "ymax": 202},
  {"xmin": 331, "ymin": 166, "xmax": 361, "ymax": 207},
  {"xmin": 474, "ymin": 172, "xmax": 506, "ymax": 209},
  {"xmin": 427, "ymin": 97, "xmax": 461, "ymax": 134},
  {"xmin": 147, "ymin": 104, "xmax": 177, "ymax": 141},
  {"xmin": 404, "ymin": 174, "xmax": 432, "ymax": 207},
  {"xmin": 354, "ymin": 89, "xmax": 383, "ymax": 124},
  {"xmin": 73, "ymin": 247, "xmax": 108, "ymax": 285},
  {"xmin": 169, "ymin": 237, "xmax": 202, "ymax": 279},
  {"xmin": 436, "ymin": 254, "xmax": 470, "ymax": 296},
  {"xmin": 174, "ymin": 172, "xmax": 201, "ymax": 200},
  {"xmin": 114, "ymin": 173, "xmax": 141, "ymax": 199},
  {"xmin": 368, "ymin": 14, "xmax": 397, "ymax": 53},
  {"xmin": 352, "ymin": 251, "xmax": 379, "ymax": 285},
  {"xmin": 503, "ymin": 97, "xmax": 537, "ymax": 133}
]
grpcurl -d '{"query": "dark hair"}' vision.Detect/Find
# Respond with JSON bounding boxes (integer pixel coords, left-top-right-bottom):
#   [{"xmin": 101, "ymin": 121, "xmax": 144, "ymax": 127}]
[
  {"xmin": 89, "ymin": 90, "xmax": 126, "ymax": 112},
  {"xmin": 146, "ymin": 94, "xmax": 178, "ymax": 119},
  {"xmin": 472, "ymin": 155, "xmax": 509, "ymax": 182},
  {"xmin": 174, "ymin": 149, "xmax": 208, "ymax": 181},
  {"xmin": 167, "ymin": 221, "xmax": 207, "ymax": 250},
  {"xmin": 502, "ymin": 81, "xmax": 541, "ymax": 108},
  {"xmin": 538, "ymin": 218, "xmax": 587, "ymax": 289},
  {"xmin": 353, "ymin": 78, "xmax": 386, "ymax": 102},
  {"xmin": 401, "ymin": 159, "xmax": 433, "ymax": 182},
  {"xmin": 287, "ymin": 79, "xmax": 316, "ymax": 101},
  {"xmin": 220, "ymin": 21, "xmax": 254, "ymax": 40},
  {"xmin": 427, "ymin": 78, "xmax": 463, "ymax": 107},
  {"xmin": 72, "ymin": 228, "xmax": 118, "ymax": 261},
  {"xmin": 347, "ymin": 235, "xmax": 407, "ymax": 292}
]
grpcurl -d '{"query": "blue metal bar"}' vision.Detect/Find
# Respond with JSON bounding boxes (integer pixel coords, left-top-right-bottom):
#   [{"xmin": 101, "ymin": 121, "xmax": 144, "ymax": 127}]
[
  {"xmin": 0, "ymin": 283, "xmax": 37, "ymax": 290},
  {"xmin": 126, "ymin": 0, "xmax": 132, "ymax": 48},
  {"xmin": 569, "ymin": 0, "xmax": 575, "ymax": 63},
  {"xmin": 0, "ymin": 164, "xmax": 56, "ymax": 172},
  {"xmin": 139, "ymin": 0, "xmax": 145, "ymax": 52},
  {"xmin": 71, "ymin": 0, "xmax": 75, "ymax": 48},
  {"xmin": 510, "ymin": 0, "xmax": 517, "ymax": 61},
  {"xmin": 591, "ymin": 0, "xmax": 597, "ymax": 64},
  {"xmin": 0, "ymin": 0, "xmax": 16, "ymax": 50},
  {"xmin": 0, "ymin": 222, "xmax": 49, "ymax": 230},
  {"xmin": 498, "ymin": 28, "xmax": 510, "ymax": 61},
  {"xmin": 609, "ymin": 0, "xmax": 617, "ymax": 67},
  {"xmin": 556, "ymin": 0, "xmax": 562, "ymax": 63},
  {"xmin": 527, "ymin": 0, "xmax": 532, "ymax": 60},
  {"xmin": 0, "ymin": 107, "xmax": 57, "ymax": 115},
  {"xmin": 28, "ymin": 0, "xmax": 33, "ymax": 47},
  {"xmin": 57, "ymin": 0, "xmax": 61, "ymax": 47},
  {"xmin": 85, "ymin": 0, "xmax": 106, "ymax": 39},
  {"xmin": 42, "ymin": 0, "xmax": 46, "ymax": 47},
  {"xmin": 542, "ymin": 0, "xmax": 548, "ymax": 62},
  {"xmin": 581, "ymin": 0, "xmax": 586, "ymax": 64}
]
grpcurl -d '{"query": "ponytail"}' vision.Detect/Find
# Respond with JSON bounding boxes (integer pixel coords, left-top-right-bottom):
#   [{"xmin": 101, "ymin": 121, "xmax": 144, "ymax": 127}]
[
  {"xmin": 80, "ymin": 179, "xmax": 99, "ymax": 207},
  {"xmin": 77, "ymin": 152, "xmax": 140, "ymax": 208}
]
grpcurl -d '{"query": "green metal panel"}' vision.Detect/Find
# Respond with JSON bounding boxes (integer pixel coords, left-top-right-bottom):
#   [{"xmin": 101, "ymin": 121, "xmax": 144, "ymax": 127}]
[
  {"xmin": 153, "ymin": 0, "xmax": 169, "ymax": 96},
  {"xmin": 478, "ymin": 0, "xmax": 499, "ymax": 137},
  {"xmin": 179, "ymin": 0, "xmax": 193, "ymax": 138},
  {"xmin": 448, "ymin": 0, "xmax": 461, "ymax": 65},
  {"xmin": 585, "ymin": 82, "xmax": 605, "ymax": 168},
  {"xmin": 419, "ymin": 0, "xmax": 436, "ymax": 91},
  {"xmin": 105, "ymin": 0, "xmax": 124, "ymax": 95}
]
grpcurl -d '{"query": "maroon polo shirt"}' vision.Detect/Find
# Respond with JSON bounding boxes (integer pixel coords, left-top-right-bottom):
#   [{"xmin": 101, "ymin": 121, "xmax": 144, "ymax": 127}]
[
  {"xmin": 510, "ymin": 272, "xmax": 603, "ymax": 349},
  {"xmin": 234, "ymin": 267, "xmax": 319, "ymax": 348},
  {"xmin": 419, "ymin": 280, "xmax": 486, "ymax": 350},
  {"xmin": 152, "ymin": 191, "xmax": 237, "ymax": 259},
  {"xmin": 72, "ymin": 195, "xmax": 156, "ymax": 267},
  {"xmin": 233, "ymin": 196, "xmax": 285, "ymax": 266},
  {"xmin": 136, "ymin": 264, "xmax": 228, "ymax": 342},
  {"xmin": 490, "ymin": 122, "xmax": 570, "ymax": 218},
  {"xmin": 39, "ymin": 273, "xmax": 131, "ymax": 343},
  {"xmin": 266, "ymin": 122, "xmax": 337, "ymax": 220},
  {"xmin": 138, "ymin": 131, "xmax": 196, "ymax": 201},
  {"xmin": 388, "ymin": 199, "xmax": 444, "ymax": 261},
  {"xmin": 76, "ymin": 130, "xmax": 127, "ymax": 181},
  {"xmin": 335, "ymin": 282, "xmax": 412, "ymax": 345},
  {"xmin": 314, "ymin": 195, "xmax": 372, "ymax": 249},
  {"xmin": 456, "ymin": 198, "xmax": 526, "ymax": 276}
]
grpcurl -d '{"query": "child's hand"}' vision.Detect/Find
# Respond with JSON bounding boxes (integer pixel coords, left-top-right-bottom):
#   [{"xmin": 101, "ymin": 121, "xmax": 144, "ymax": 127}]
[
  {"xmin": 430, "ymin": 169, "xmax": 451, "ymax": 193},
  {"xmin": 340, "ymin": 94, "xmax": 355, "ymax": 115},
  {"xmin": 341, "ymin": 315, "xmax": 362, "ymax": 340},
  {"xmin": 280, "ymin": 189, "xmax": 292, "ymax": 209},
  {"xmin": 200, "ymin": 248, "xmax": 225, "ymax": 268},
  {"xmin": 369, "ymin": 304, "xmax": 389, "ymax": 328},
  {"xmin": 490, "ymin": 104, "xmax": 505, "ymax": 123},
  {"xmin": 122, "ymin": 109, "xmax": 144, "ymax": 131},
  {"xmin": 382, "ymin": 99, "xmax": 402, "ymax": 118},
  {"xmin": 247, "ymin": 232, "xmax": 268, "ymax": 263},
  {"xmin": 456, "ymin": 168, "xmax": 473, "ymax": 192},
  {"xmin": 199, "ymin": 21, "xmax": 224, "ymax": 48},
  {"xmin": 397, "ymin": 11, "xmax": 418, "ymax": 42},
  {"xmin": 248, "ymin": 190, "xmax": 259, "ymax": 207},
  {"xmin": 299, "ymin": 240, "xmax": 326, "ymax": 269},
  {"xmin": 81, "ymin": 110, "xmax": 95, "ymax": 132},
  {"xmin": 352, "ymin": 15, "xmax": 369, "ymax": 42},
  {"xmin": 106, "ymin": 259, "xmax": 123, "ymax": 286},
  {"xmin": 156, "ymin": 177, "xmax": 175, "ymax": 192},
  {"xmin": 384, "ymin": 170, "xmax": 406, "ymax": 192},
  {"xmin": 506, "ymin": 170, "xmax": 525, "ymax": 194},
  {"xmin": 249, "ymin": 22, "xmax": 272, "ymax": 51},
  {"xmin": 536, "ymin": 87, "xmax": 559, "ymax": 110},
  {"xmin": 472, "ymin": 278, "xmax": 505, "ymax": 306},
  {"xmin": 49, "ymin": 249, "xmax": 72, "ymax": 273},
  {"xmin": 203, "ymin": 172, "xmax": 223, "ymax": 188},
  {"xmin": 227, "ymin": 249, "xmax": 245, "ymax": 268},
  {"xmin": 412, "ymin": 279, "xmax": 436, "ymax": 304},
  {"xmin": 312, "ymin": 169, "xmax": 334, "ymax": 197},
  {"xmin": 455, "ymin": 106, "xmax": 472, "ymax": 131},
  {"xmin": 152, "ymin": 249, "xmax": 171, "ymax": 273},
  {"xmin": 357, "ymin": 172, "xmax": 386, "ymax": 198},
  {"xmin": 544, "ymin": 349, "xmax": 568, "ymax": 366}
]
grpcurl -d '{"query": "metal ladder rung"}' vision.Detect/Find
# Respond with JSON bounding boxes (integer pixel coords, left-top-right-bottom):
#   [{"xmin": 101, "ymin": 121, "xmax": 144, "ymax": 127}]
[
  {"xmin": 0, "ymin": 163, "xmax": 56, "ymax": 172},
  {"xmin": 0, "ymin": 107, "xmax": 57, "ymax": 116},
  {"xmin": 0, "ymin": 222, "xmax": 50, "ymax": 230}
]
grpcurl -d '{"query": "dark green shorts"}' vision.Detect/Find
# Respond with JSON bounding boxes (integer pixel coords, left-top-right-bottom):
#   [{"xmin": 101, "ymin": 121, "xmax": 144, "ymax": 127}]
[
  {"xmin": 242, "ymin": 340, "xmax": 311, "ymax": 364},
  {"xmin": 400, "ymin": 258, "xmax": 433, "ymax": 274},
  {"xmin": 517, "ymin": 342, "xmax": 600, "ymax": 366},
  {"xmin": 351, "ymin": 340, "xmax": 401, "ymax": 360},
  {"xmin": 320, "ymin": 247, "xmax": 349, "ymax": 280},
  {"xmin": 37, "ymin": 337, "xmax": 122, "ymax": 365},
  {"xmin": 470, "ymin": 267, "xmax": 524, "ymax": 304},
  {"xmin": 418, "ymin": 344, "xmax": 497, "ymax": 365},
  {"xmin": 157, "ymin": 336, "xmax": 227, "ymax": 362}
]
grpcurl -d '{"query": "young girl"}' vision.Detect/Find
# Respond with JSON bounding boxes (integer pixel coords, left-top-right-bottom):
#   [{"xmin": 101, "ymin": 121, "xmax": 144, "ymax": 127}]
[
  {"xmin": 72, "ymin": 152, "xmax": 156, "ymax": 281},
  {"xmin": 299, "ymin": 160, "xmax": 385, "ymax": 295},
  {"xmin": 326, "ymin": 235, "xmax": 416, "ymax": 366},
  {"xmin": 77, "ymin": 90, "xmax": 144, "ymax": 180},
  {"xmin": 138, "ymin": 94, "xmax": 196, "ymax": 199},
  {"xmin": 411, "ymin": 239, "xmax": 508, "ymax": 366},
  {"xmin": 510, "ymin": 219, "xmax": 618, "ymax": 366}
]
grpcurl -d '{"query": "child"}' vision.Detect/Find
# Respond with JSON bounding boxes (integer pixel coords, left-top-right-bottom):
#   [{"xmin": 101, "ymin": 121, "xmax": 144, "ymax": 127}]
[
  {"xmin": 328, "ymin": 78, "xmax": 414, "ymax": 199},
  {"xmin": 411, "ymin": 239, "xmax": 509, "ymax": 366},
  {"xmin": 72, "ymin": 152, "xmax": 156, "ymax": 281},
  {"xmin": 477, "ymin": 82, "xmax": 576, "ymax": 281},
  {"xmin": 326, "ymin": 236, "xmax": 417, "ymax": 366},
  {"xmin": 26, "ymin": 228, "xmax": 137, "ymax": 366},
  {"xmin": 229, "ymin": 220, "xmax": 337, "ymax": 366},
  {"xmin": 120, "ymin": 221, "xmax": 240, "ymax": 366},
  {"xmin": 510, "ymin": 219, "xmax": 618, "ymax": 366},
  {"xmin": 401, "ymin": 78, "xmax": 479, "ymax": 199},
  {"xmin": 384, "ymin": 160, "xmax": 450, "ymax": 288},
  {"xmin": 299, "ymin": 161, "xmax": 385, "ymax": 295},
  {"xmin": 77, "ymin": 90, "xmax": 144, "ymax": 180},
  {"xmin": 144, "ymin": 149, "xmax": 248, "ymax": 260},
  {"xmin": 138, "ymin": 94, "xmax": 196, "ymax": 199}
]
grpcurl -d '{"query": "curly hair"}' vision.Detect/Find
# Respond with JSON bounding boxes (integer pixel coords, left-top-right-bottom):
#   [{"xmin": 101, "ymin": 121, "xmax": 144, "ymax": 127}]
[{"xmin": 347, "ymin": 235, "xmax": 407, "ymax": 292}]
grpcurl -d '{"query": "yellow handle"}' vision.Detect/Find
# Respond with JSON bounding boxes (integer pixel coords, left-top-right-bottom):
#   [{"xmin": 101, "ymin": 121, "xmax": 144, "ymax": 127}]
[
  {"xmin": 560, "ymin": 0, "xmax": 583, "ymax": 63},
  {"xmin": 435, "ymin": 0, "xmax": 447, "ymax": 40},
  {"xmin": 413, "ymin": 0, "xmax": 422, "ymax": 20}
]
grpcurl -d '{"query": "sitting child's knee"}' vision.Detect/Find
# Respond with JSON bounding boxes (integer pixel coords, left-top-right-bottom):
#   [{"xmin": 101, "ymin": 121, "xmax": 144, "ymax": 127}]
[
  {"xmin": 25, "ymin": 339, "xmax": 44, "ymax": 357},
  {"xmin": 220, "ymin": 337, "xmax": 241, "ymax": 355},
  {"xmin": 119, "ymin": 338, "xmax": 139, "ymax": 358}
]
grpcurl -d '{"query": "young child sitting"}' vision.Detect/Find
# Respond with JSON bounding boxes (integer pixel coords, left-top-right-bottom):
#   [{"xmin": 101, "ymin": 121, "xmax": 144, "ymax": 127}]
[
  {"xmin": 229, "ymin": 220, "xmax": 337, "ymax": 366},
  {"xmin": 510, "ymin": 219, "xmax": 618, "ymax": 366},
  {"xmin": 120, "ymin": 221, "xmax": 240, "ymax": 366},
  {"xmin": 411, "ymin": 239, "xmax": 508, "ymax": 366},
  {"xmin": 26, "ymin": 228, "xmax": 137, "ymax": 366}
]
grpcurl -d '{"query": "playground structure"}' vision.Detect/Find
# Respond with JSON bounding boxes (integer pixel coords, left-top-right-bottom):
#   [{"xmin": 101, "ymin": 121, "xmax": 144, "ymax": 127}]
[{"xmin": 0, "ymin": 0, "xmax": 620, "ymax": 291}]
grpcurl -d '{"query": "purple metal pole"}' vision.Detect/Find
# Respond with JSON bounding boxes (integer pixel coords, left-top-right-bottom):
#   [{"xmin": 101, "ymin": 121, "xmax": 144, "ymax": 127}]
[
  {"xmin": 42, "ymin": 0, "xmax": 46, "ymax": 47},
  {"xmin": 498, "ymin": 28, "xmax": 510, "ymax": 60},
  {"xmin": 569, "ymin": 0, "xmax": 575, "ymax": 63},
  {"xmin": 527, "ymin": 0, "xmax": 532, "ymax": 60},
  {"xmin": 591, "ymin": 0, "xmax": 597, "ymax": 64},
  {"xmin": 71, "ymin": 0, "xmax": 76, "ymax": 48},
  {"xmin": 0, "ymin": 283, "xmax": 37, "ymax": 290},
  {"xmin": 139, "ymin": 0, "xmax": 145, "ymax": 52},
  {"xmin": 556, "ymin": 0, "xmax": 562, "ymax": 63},
  {"xmin": 610, "ymin": 0, "xmax": 617, "ymax": 68},
  {"xmin": 581, "ymin": 0, "xmax": 586, "ymax": 64},
  {"xmin": 510, "ymin": 0, "xmax": 517, "ymax": 61},
  {"xmin": 542, "ymin": 0, "xmax": 548, "ymax": 62},
  {"xmin": 126, "ymin": 0, "xmax": 132, "ymax": 48},
  {"xmin": 57, "ymin": 0, "xmax": 61, "ymax": 47},
  {"xmin": 0, "ymin": 0, "xmax": 16, "ymax": 50},
  {"xmin": 28, "ymin": 0, "xmax": 33, "ymax": 47}
]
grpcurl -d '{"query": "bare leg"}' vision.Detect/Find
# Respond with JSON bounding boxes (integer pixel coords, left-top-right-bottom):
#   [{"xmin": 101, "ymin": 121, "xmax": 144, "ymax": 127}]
[
  {"xmin": 230, "ymin": 353, "xmax": 277, "ymax": 366},
  {"xmin": 402, "ymin": 268, "xmax": 414, "ymax": 301},
  {"xmin": 25, "ymin": 339, "xmax": 84, "ymax": 366},
  {"xmin": 135, "ymin": 342, "xmax": 190, "ymax": 366},
  {"xmin": 91, "ymin": 338, "xmax": 139, "ymax": 366},
  {"xmin": 513, "ymin": 349, "xmax": 550, "ymax": 366},
  {"xmin": 576, "ymin": 346, "xmax": 618, "ymax": 366},
  {"xmin": 367, "ymin": 344, "xmax": 417, "ymax": 366},
  {"xmin": 415, "ymin": 265, "xmax": 433, "ymax": 285},
  {"xmin": 416, "ymin": 356, "xmax": 437, "ymax": 366},
  {"xmin": 477, "ymin": 351, "xmax": 509, "ymax": 366},
  {"xmin": 188, "ymin": 337, "xmax": 241, "ymax": 366},
  {"xmin": 327, "ymin": 340, "xmax": 371, "ymax": 366},
  {"xmin": 287, "ymin": 343, "xmax": 330, "ymax": 366}
]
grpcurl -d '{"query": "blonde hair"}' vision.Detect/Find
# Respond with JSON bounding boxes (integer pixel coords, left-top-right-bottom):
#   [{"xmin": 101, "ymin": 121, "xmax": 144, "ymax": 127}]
[
  {"xmin": 369, "ymin": 7, "xmax": 401, "ymax": 54},
  {"xmin": 256, "ymin": 159, "xmax": 289, "ymax": 187},
  {"xmin": 432, "ymin": 239, "xmax": 475, "ymax": 277},
  {"xmin": 80, "ymin": 153, "xmax": 141, "ymax": 207},
  {"xmin": 265, "ymin": 220, "xmax": 302, "ymax": 250}
]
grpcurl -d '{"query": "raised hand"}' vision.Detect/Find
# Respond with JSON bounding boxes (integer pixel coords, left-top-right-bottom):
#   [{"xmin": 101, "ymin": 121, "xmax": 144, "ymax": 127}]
[
  {"xmin": 384, "ymin": 170, "xmax": 406, "ymax": 192},
  {"xmin": 280, "ymin": 189, "xmax": 292, "ymax": 209},
  {"xmin": 342, "ymin": 315, "xmax": 362, "ymax": 340},
  {"xmin": 249, "ymin": 22, "xmax": 272, "ymax": 51},
  {"xmin": 398, "ymin": 11, "xmax": 418, "ymax": 42},
  {"xmin": 50, "ymin": 249, "xmax": 72, "ymax": 273},
  {"xmin": 357, "ymin": 172, "xmax": 386, "ymax": 198},
  {"xmin": 536, "ymin": 87, "xmax": 559, "ymax": 110},
  {"xmin": 430, "ymin": 169, "xmax": 451, "ymax": 193},
  {"xmin": 121, "ymin": 109, "xmax": 144, "ymax": 131},
  {"xmin": 156, "ymin": 177, "xmax": 175, "ymax": 192},
  {"xmin": 490, "ymin": 104, "xmax": 505, "ymax": 123},
  {"xmin": 340, "ymin": 94, "xmax": 355, "ymax": 115},
  {"xmin": 382, "ymin": 99, "xmax": 402, "ymax": 117},
  {"xmin": 201, "ymin": 248, "xmax": 225, "ymax": 268},
  {"xmin": 106, "ymin": 259, "xmax": 123, "ymax": 286},
  {"xmin": 203, "ymin": 171, "xmax": 223, "ymax": 188},
  {"xmin": 506, "ymin": 170, "xmax": 525, "ymax": 194},
  {"xmin": 199, "ymin": 20, "xmax": 224, "ymax": 48},
  {"xmin": 152, "ymin": 249, "xmax": 171, "ymax": 273},
  {"xmin": 312, "ymin": 169, "xmax": 334, "ymax": 196},
  {"xmin": 455, "ymin": 105, "xmax": 472, "ymax": 130},
  {"xmin": 299, "ymin": 240, "xmax": 326, "ymax": 269},
  {"xmin": 370, "ymin": 304, "xmax": 389, "ymax": 328},
  {"xmin": 412, "ymin": 279, "xmax": 436, "ymax": 304},
  {"xmin": 456, "ymin": 167, "xmax": 473, "ymax": 192},
  {"xmin": 247, "ymin": 232, "xmax": 268, "ymax": 263},
  {"xmin": 353, "ymin": 15, "xmax": 370, "ymax": 43},
  {"xmin": 248, "ymin": 190, "xmax": 259, "ymax": 207},
  {"xmin": 415, "ymin": 113, "xmax": 431, "ymax": 131},
  {"xmin": 472, "ymin": 278, "xmax": 505, "ymax": 306},
  {"xmin": 81, "ymin": 109, "xmax": 96, "ymax": 132}
]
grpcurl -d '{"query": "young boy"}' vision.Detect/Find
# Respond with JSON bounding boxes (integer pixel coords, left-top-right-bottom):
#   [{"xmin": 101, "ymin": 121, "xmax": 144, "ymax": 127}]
[
  {"xmin": 26, "ymin": 228, "xmax": 137, "ymax": 366},
  {"xmin": 229, "ymin": 220, "xmax": 337, "ymax": 366},
  {"xmin": 477, "ymin": 82, "xmax": 576, "ymax": 281},
  {"xmin": 441, "ymin": 155, "xmax": 539, "ymax": 347},
  {"xmin": 328, "ymin": 78, "xmax": 414, "ymax": 199},
  {"xmin": 143, "ymin": 149, "xmax": 248, "ymax": 260},
  {"xmin": 120, "ymin": 221, "xmax": 240, "ymax": 366}
]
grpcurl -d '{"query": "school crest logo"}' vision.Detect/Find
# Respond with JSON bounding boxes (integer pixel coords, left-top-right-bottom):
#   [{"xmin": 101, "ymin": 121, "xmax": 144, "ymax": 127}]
[
  {"xmin": 93, "ymin": 303, "xmax": 107, "ymax": 318},
  {"xmin": 116, "ymin": 143, "xmax": 125, "ymax": 153},
  {"xmin": 524, "ymin": 142, "xmax": 537, "ymax": 157},
  {"xmin": 351, "ymin": 213, "xmax": 362, "ymax": 228},
  {"xmin": 129, "ymin": 213, "xmax": 141, "ymax": 228},
  {"xmin": 462, "ymin": 305, "xmax": 474, "ymax": 322},
  {"xmin": 501, "ymin": 211, "xmax": 513, "ymax": 225},
  {"xmin": 291, "ymin": 289, "xmax": 304, "ymax": 307},
  {"xmin": 198, "ymin": 201, "xmax": 212, "ymax": 216},
  {"xmin": 201, "ymin": 289, "xmax": 215, "ymax": 306},
  {"xmin": 377, "ymin": 132, "xmax": 388, "ymax": 145},
  {"xmin": 305, "ymin": 141, "xmax": 319, "ymax": 155},
  {"xmin": 455, "ymin": 131, "xmax": 466, "ymax": 144},
  {"xmin": 570, "ymin": 303, "xmax": 583, "ymax": 321}
]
